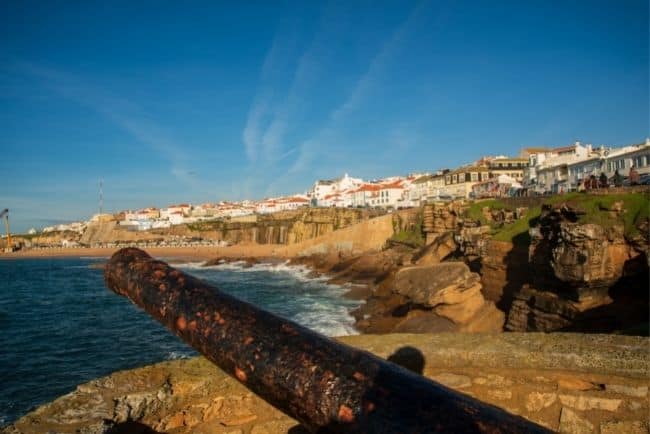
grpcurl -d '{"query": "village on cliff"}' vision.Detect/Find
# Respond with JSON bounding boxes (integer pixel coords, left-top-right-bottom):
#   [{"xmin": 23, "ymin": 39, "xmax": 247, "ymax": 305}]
[{"xmin": 35, "ymin": 138, "xmax": 650, "ymax": 237}]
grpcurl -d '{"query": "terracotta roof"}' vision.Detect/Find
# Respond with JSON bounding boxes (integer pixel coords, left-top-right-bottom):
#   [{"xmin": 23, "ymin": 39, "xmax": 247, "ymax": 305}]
[
  {"xmin": 552, "ymin": 145, "xmax": 576, "ymax": 153},
  {"xmin": 523, "ymin": 147, "xmax": 550, "ymax": 153},
  {"xmin": 355, "ymin": 184, "xmax": 382, "ymax": 193},
  {"xmin": 380, "ymin": 181, "xmax": 404, "ymax": 189}
]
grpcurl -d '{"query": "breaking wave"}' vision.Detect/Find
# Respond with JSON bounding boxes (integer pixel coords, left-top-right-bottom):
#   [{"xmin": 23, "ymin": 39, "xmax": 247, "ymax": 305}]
[{"xmin": 177, "ymin": 260, "xmax": 361, "ymax": 337}]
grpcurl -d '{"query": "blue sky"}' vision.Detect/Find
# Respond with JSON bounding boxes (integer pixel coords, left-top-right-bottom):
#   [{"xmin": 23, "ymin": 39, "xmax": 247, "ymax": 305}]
[{"xmin": 1, "ymin": 0, "xmax": 648, "ymax": 232}]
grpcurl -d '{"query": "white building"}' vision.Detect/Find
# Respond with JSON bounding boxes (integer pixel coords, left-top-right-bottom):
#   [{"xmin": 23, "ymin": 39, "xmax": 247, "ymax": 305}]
[
  {"xmin": 530, "ymin": 139, "xmax": 650, "ymax": 193},
  {"xmin": 408, "ymin": 175, "xmax": 432, "ymax": 206},
  {"xmin": 351, "ymin": 184, "xmax": 381, "ymax": 207},
  {"xmin": 426, "ymin": 171, "xmax": 449, "ymax": 201},
  {"xmin": 601, "ymin": 139, "xmax": 650, "ymax": 179},
  {"xmin": 310, "ymin": 173, "xmax": 364, "ymax": 205},
  {"xmin": 160, "ymin": 204, "xmax": 192, "ymax": 220},
  {"xmin": 530, "ymin": 142, "xmax": 595, "ymax": 193}
]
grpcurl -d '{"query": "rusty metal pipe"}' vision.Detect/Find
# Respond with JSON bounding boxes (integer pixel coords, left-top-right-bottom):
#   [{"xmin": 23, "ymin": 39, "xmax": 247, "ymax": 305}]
[{"xmin": 105, "ymin": 248, "xmax": 550, "ymax": 433}]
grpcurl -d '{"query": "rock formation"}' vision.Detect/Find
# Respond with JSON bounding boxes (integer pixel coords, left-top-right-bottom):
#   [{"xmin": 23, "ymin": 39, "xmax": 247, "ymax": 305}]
[
  {"xmin": 392, "ymin": 263, "xmax": 504, "ymax": 333},
  {"xmin": 506, "ymin": 203, "xmax": 649, "ymax": 332}
]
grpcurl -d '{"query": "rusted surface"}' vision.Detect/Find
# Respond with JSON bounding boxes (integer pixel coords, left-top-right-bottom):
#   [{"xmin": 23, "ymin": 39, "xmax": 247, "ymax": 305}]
[{"xmin": 105, "ymin": 248, "xmax": 551, "ymax": 433}]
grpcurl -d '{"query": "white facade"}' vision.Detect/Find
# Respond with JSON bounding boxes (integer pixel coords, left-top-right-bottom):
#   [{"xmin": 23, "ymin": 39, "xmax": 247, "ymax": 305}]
[
  {"xmin": 425, "ymin": 174, "xmax": 447, "ymax": 200},
  {"xmin": 408, "ymin": 176, "xmax": 432, "ymax": 205},
  {"xmin": 533, "ymin": 140, "xmax": 650, "ymax": 192},
  {"xmin": 161, "ymin": 204, "xmax": 191, "ymax": 220},
  {"xmin": 168, "ymin": 212, "xmax": 185, "ymax": 225},
  {"xmin": 601, "ymin": 140, "xmax": 650, "ymax": 178},
  {"xmin": 310, "ymin": 173, "xmax": 363, "ymax": 204}
]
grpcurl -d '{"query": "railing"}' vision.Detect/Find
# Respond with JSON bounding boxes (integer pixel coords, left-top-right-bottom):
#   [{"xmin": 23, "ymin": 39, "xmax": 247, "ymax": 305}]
[{"xmin": 104, "ymin": 248, "xmax": 551, "ymax": 433}]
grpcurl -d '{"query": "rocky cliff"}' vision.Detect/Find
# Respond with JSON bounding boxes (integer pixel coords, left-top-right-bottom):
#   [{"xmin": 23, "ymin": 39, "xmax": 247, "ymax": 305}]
[
  {"xmin": 414, "ymin": 194, "xmax": 650, "ymax": 334},
  {"xmin": 4, "ymin": 333, "xmax": 648, "ymax": 434},
  {"xmin": 505, "ymin": 202, "xmax": 649, "ymax": 333},
  {"xmin": 75, "ymin": 208, "xmax": 384, "ymax": 247}
]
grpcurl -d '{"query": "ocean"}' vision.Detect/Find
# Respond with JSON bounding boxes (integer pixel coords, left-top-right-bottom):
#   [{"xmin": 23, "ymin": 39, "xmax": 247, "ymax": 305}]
[{"xmin": 0, "ymin": 257, "xmax": 361, "ymax": 427}]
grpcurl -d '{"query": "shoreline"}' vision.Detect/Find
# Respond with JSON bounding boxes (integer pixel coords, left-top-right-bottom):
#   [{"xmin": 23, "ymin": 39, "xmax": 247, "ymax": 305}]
[{"xmin": 0, "ymin": 244, "xmax": 291, "ymax": 261}]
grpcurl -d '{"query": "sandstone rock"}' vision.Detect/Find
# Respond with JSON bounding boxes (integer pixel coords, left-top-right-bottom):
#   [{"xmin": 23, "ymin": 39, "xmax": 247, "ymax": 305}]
[
  {"xmin": 393, "ymin": 263, "xmax": 481, "ymax": 307},
  {"xmin": 472, "ymin": 374, "xmax": 512, "ymax": 387},
  {"xmin": 458, "ymin": 301, "xmax": 505, "ymax": 332},
  {"xmin": 605, "ymin": 384, "xmax": 648, "ymax": 398},
  {"xmin": 600, "ymin": 420, "xmax": 648, "ymax": 434},
  {"xmin": 413, "ymin": 231, "xmax": 457, "ymax": 265},
  {"xmin": 486, "ymin": 389, "xmax": 512, "ymax": 400},
  {"xmin": 525, "ymin": 392, "xmax": 557, "ymax": 412},
  {"xmin": 393, "ymin": 263, "xmax": 504, "ymax": 330},
  {"xmin": 557, "ymin": 377, "xmax": 601, "ymax": 391},
  {"xmin": 250, "ymin": 420, "xmax": 301, "ymax": 434},
  {"xmin": 220, "ymin": 413, "xmax": 258, "ymax": 426},
  {"xmin": 558, "ymin": 394, "xmax": 622, "ymax": 412},
  {"xmin": 164, "ymin": 411, "xmax": 186, "ymax": 430},
  {"xmin": 202, "ymin": 397, "xmax": 225, "ymax": 421},
  {"xmin": 559, "ymin": 407, "xmax": 594, "ymax": 434},
  {"xmin": 506, "ymin": 285, "xmax": 577, "ymax": 332},
  {"xmin": 628, "ymin": 401, "xmax": 643, "ymax": 411},
  {"xmin": 393, "ymin": 310, "xmax": 458, "ymax": 333},
  {"xmin": 431, "ymin": 373, "xmax": 472, "ymax": 389},
  {"xmin": 457, "ymin": 224, "xmax": 491, "ymax": 258},
  {"xmin": 113, "ymin": 391, "xmax": 162, "ymax": 422},
  {"xmin": 433, "ymin": 293, "xmax": 485, "ymax": 324}
]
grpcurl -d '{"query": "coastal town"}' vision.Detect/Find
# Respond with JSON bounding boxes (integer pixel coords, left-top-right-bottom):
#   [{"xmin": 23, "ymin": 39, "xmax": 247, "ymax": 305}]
[{"xmin": 27, "ymin": 138, "xmax": 650, "ymax": 239}]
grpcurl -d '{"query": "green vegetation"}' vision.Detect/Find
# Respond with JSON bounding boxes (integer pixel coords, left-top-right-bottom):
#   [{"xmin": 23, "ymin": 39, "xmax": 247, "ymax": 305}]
[
  {"xmin": 466, "ymin": 192, "xmax": 649, "ymax": 245},
  {"xmin": 186, "ymin": 220, "xmax": 226, "ymax": 231},
  {"xmin": 390, "ymin": 210, "xmax": 425, "ymax": 248}
]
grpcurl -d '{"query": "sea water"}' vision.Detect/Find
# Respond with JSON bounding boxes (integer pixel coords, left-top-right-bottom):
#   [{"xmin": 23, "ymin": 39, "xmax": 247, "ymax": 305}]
[{"xmin": 0, "ymin": 257, "xmax": 361, "ymax": 427}]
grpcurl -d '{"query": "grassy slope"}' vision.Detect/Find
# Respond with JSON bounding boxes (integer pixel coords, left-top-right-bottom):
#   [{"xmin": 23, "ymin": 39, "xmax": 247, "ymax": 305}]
[{"xmin": 466, "ymin": 192, "xmax": 649, "ymax": 245}]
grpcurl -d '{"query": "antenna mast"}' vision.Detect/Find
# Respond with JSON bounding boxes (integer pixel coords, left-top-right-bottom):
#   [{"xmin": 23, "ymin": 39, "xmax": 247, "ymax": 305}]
[{"xmin": 99, "ymin": 178, "xmax": 104, "ymax": 214}]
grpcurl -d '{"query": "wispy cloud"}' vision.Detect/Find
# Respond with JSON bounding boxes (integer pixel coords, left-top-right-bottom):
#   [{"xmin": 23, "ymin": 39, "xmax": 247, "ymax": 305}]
[
  {"xmin": 287, "ymin": 2, "xmax": 430, "ymax": 176},
  {"xmin": 243, "ymin": 4, "xmax": 351, "ymax": 167},
  {"xmin": 12, "ymin": 62, "xmax": 199, "ymax": 188},
  {"xmin": 241, "ymin": 29, "xmax": 298, "ymax": 163}
]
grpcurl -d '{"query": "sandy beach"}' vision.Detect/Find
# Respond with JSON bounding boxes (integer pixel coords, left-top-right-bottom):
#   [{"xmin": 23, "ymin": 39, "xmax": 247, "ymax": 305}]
[{"xmin": 0, "ymin": 244, "xmax": 290, "ymax": 262}]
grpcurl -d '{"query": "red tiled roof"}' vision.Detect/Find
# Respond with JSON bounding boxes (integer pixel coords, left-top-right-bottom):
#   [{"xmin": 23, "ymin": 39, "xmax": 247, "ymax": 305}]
[
  {"xmin": 552, "ymin": 145, "xmax": 576, "ymax": 153},
  {"xmin": 355, "ymin": 184, "xmax": 382, "ymax": 193},
  {"xmin": 380, "ymin": 181, "xmax": 404, "ymax": 189}
]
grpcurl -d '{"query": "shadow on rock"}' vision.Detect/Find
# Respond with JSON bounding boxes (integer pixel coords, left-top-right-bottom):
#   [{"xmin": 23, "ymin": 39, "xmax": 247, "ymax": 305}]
[
  {"xmin": 106, "ymin": 421, "xmax": 166, "ymax": 434},
  {"xmin": 387, "ymin": 345, "xmax": 425, "ymax": 375}
]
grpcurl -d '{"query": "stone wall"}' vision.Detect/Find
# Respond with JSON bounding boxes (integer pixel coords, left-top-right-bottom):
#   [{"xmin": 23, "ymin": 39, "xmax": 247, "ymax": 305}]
[{"xmin": 5, "ymin": 333, "xmax": 648, "ymax": 434}]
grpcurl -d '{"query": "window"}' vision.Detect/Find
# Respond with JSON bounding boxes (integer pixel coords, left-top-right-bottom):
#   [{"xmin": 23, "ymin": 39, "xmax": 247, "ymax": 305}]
[
  {"xmin": 471, "ymin": 173, "xmax": 478, "ymax": 181},
  {"xmin": 445, "ymin": 175, "xmax": 451, "ymax": 184},
  {"xmin": 452, "ymin": 174, "xmax": 457, "ymax": 183},
  {"xmin": 607, "ymin": 162, "xmax": 612, "ymax": 172},
  {"xmin": 619, "ymin": 159, "xmax": 625, "ymax": 169}
]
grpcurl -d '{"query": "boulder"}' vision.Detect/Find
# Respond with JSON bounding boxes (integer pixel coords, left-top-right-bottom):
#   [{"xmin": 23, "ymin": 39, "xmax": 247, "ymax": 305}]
[
  {"xmin": 393, "ymin": 263, "xmax": 504, "ymax": 330},
  {"xmin": 393, "ymin": 263, "xmax": 481, "ymax": 308},
  {"xmin": 413, "ymin": 231, "xmax": 458, "ymax": 265}
]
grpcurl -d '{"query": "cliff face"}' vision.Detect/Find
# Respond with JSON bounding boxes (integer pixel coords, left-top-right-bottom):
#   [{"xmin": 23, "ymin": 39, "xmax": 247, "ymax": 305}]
[
  {"xmin": 76, "ymin": 208, "xmax": 383, "ymax": 247},
  {"xmin": 4, "ymin": 334, "xmax": 648, "ymax": 434},
  {"xmin": 505, "ymin": 203, "xmax": 648, "ymax": 333},
  {"xmin": 418, "ymin": 197, "xmax": 649, "ymax": 334}
]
